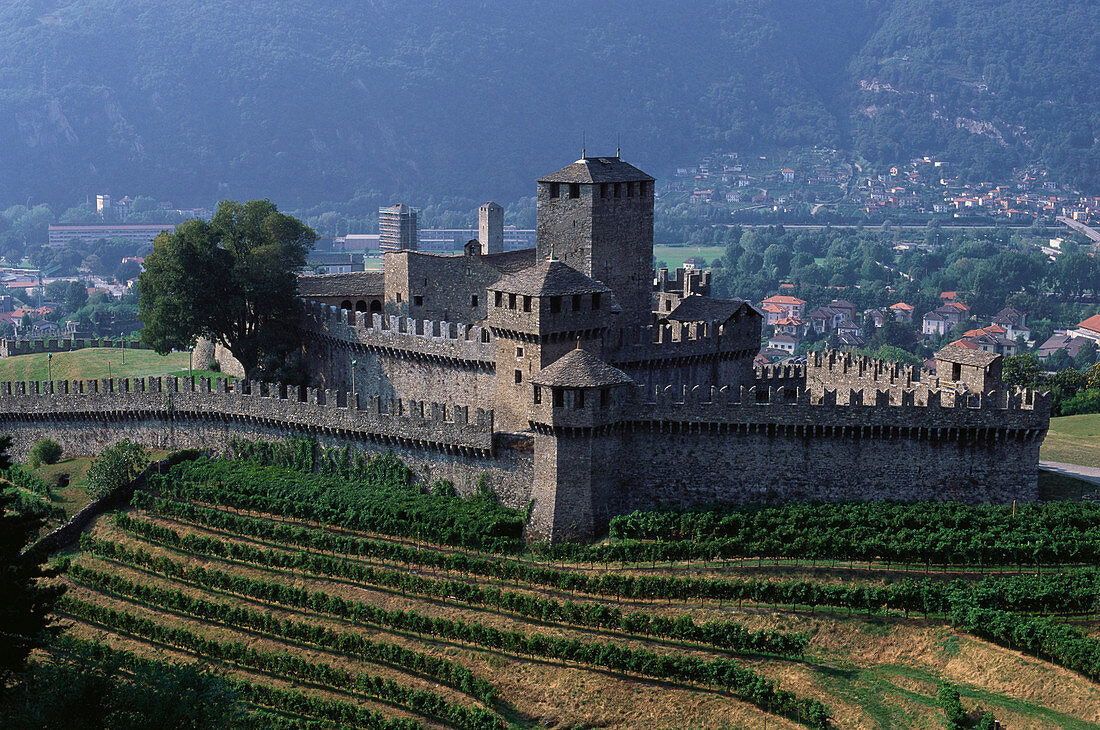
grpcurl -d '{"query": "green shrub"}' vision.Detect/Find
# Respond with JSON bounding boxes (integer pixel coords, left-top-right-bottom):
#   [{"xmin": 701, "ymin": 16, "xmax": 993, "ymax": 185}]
[
  {"xmin": 86, "ymin": 440, "xmax": 150, "ymax": 500},
  {"xmin": 27, "ymin": 439, "xmax": 63, "ymax": 468}
]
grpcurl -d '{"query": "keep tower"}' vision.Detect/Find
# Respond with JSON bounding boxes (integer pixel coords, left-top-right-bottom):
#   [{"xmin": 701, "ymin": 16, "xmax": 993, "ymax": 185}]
[
  {"xmin": 486, "ymin": 258, "xmax": 612, "ymax": 431},
  {"xmin": 536, "ymin": 155, "xmax": 655, "ymax": 327}
]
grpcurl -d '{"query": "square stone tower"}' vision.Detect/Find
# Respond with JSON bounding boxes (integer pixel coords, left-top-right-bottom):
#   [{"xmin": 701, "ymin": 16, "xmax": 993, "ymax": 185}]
[
  {"xmin": 536, "ymin": 156, "xmax": 655, "ymax": 326},
  {"xmin": 478, "ymin": 201, "xmax": 504, "ymax": 254}
]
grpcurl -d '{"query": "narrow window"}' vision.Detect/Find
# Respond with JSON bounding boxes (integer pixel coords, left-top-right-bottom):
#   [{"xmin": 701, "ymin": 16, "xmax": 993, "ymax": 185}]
[
  {"xmin": 413, "ymin": 295, "xmax": 423, "ymax": 307},
  {"xmin": 508, "ymin": 293, "xmax": 516, "ymax": 309},
  {"xmin": 550, "ymin": 296, "xmax": 562, "ymax": 313},
  {"xmin": 514, "ymin": 369, "xmax": 523, "ymax": 384},
  {"xmin": 614, "ymin": 183, "xmax": 621, "ymax": 198},
  {"xmin": 575, "ymin": 389, "xmax": 584, "ymax": 408},
  {"xmin": 553, "ymin": 389, "xmax": 564, "ymax": 407},
  {"xmin": 600, "ymin": 183, "xmax": 608, "ymax": 198},
  {"xmin": 549, "ymin": 182, "xmax": 560, "ymax": 198},
  {"xmin": 494, "ymin": 291, "xmax": 502, "ymax": 307},
  {"xmin": 516, "ymin": 346, "xmax": 524, "ymax": 359},
  {"xmin": 572, "ymin": 294, "xmax": 581, "ymax": 311},
  {"xmin": 396, "ymin": 292, "xmax": 402, "ymax": 303},
  {"xmin": 600, "ymin": 388, "xmax": 609, "ymax": 407},
  {"xmin": 471, "ymin": 294, "xmax": 478, "ymax": 307},
  {"xmin": 533, "ymin": 386, "xmax": 541, "ymax": 404},
  {"xmin": 952, "ymin": 363, "xmax": 962, "ymax": 380},
  {"xmin": 523, "ymin": 295, "xmax": 532, "ymax": 312},
  {"xmin": 627, "ymin": 182, "xmax": 634, "ymax": 197},
  {"xmin": 592, "ymin": 293, "xmax": 601, "ymax": 310},
  {"xmin": 569, "ymin": 183, "xmax": 580, "ymax": 199}
]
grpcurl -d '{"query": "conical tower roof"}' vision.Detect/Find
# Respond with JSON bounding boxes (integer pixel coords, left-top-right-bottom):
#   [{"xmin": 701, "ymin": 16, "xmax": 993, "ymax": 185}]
[{"xmin": 530, "ymin": 348, "xmax": 632, "ymax": 388}]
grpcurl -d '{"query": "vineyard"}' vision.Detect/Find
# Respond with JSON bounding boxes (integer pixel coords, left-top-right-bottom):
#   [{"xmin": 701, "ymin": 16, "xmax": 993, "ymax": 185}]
[{"xmin": 47, "ymin": 444, "xmax": 1100, "ymax": 729}]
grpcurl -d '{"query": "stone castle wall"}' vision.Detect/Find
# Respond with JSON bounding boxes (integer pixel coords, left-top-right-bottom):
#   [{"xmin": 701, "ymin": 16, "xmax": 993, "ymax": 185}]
[
  {"xmin": 806, "ymin": 350, "xmax": 939, "ymax": 403},
  {"xmin": 0, "ymin": 338, "xmax": 147, "ymax": 358},
  {"xmin": 530, "ymin": 381, "xmax": 1049, "ymax": 539},
  {"xmin": 0, "ymin": 374, "xmax": 534, "ymax": 512}
]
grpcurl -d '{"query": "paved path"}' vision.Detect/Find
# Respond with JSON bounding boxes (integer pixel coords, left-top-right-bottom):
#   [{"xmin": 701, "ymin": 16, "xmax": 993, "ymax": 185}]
[{"xmin": 1039, "ymin": 461, "xmax": 1100, "ymax": 487}]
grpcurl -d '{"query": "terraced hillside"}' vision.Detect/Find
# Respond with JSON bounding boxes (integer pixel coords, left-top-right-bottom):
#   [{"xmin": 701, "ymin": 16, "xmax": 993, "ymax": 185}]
[{"xmin": 48, "ymin": 446, "xmax": 1100, "ymax": 729}]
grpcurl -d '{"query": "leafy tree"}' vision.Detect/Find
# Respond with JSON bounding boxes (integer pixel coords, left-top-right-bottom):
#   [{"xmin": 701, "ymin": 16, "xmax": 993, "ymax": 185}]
[
  {"xmin": 1074, "ymin": 339, "xmax": 1097, "ymax": 369},
  {"xmin": 0, "ymin": 435, "xmax": 66, "ymax": 688},
  {"xmin": 64, "ymin": 281, "xmax": 88, "ymax": 313},
  {"xmin": 137, "ymin": 200, "xmax": 316, "ymax": 379},
  {"xmin": 27, "ymin": 439, "xmax": 62, "ymax": 469},
  {"xmin": 85, "ymin": 440, "xmax": 150, "ymax": 500},
  {"xmin": 1087, "ymin": 362, "xmax": 1100, "ymax": 391},
  {"xmin": 1002, "ymin": 354, "xmax": 1041, "ymax": 388}
]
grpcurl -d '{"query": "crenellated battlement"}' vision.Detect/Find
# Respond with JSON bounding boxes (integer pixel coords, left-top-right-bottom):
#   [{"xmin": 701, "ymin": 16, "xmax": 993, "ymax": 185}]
[
  {"xmin": 0, "ymin": 338, "xmax": 146, "ymax": 358},
  {"xmin": 0, "ymin": 375, "xmax": 494, "ymax": 453},
  {"xmin": 606, "ymin": 315, "xmax": 759, "ymax": 365},
  {"xmin": 754, "ymin": 362, "xmax": 806, "ymax": 390},
  {"xmin": 301, "ymin": 299, "xmax": 495, "ymax": 365},
  {"xmin": 626, "ymin": 382, "xmax": 1049, "ymax": 434},
  {"xmin": 805, "ymin": 348, "xmax": 943, "ymax": 403}
]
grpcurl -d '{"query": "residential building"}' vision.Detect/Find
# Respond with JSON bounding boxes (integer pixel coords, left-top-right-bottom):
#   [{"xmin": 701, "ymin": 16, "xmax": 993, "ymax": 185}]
[
  {"xmin": 889, "ymin": 302, "xmax": 914, "ymax": 323},
  {"xmin": 991, "ymin": 307, "xmax": 1030, "ymax": 341},
  {"xmin": 1036, "ymin": 333, "xmax": 1092, "ymax": 361},
  {"xmin": 767, "ymin": 332, "xmax": 798, "ymax": 354},
  {"xmin": 1071, "ymin": 314, "xmax": 1100, "ymax": 344},
  {"xmin": 760, "ymin": 295, "xmax": 806, "ymax": 320}
]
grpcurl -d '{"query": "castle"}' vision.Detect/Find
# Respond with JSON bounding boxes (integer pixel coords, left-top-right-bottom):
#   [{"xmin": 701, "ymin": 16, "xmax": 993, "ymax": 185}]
[{"xmin": 0, "ymin": 155, "xmax": 1050, "ymax": 542}]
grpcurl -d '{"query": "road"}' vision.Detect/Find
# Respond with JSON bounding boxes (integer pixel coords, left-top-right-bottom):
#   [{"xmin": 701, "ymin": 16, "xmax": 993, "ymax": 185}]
[{"xmin": 1039, "ymin": 461, "xmax": 1100, "ymax": 487}]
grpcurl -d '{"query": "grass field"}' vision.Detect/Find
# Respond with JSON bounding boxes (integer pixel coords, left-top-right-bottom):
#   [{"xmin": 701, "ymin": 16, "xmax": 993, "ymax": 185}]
[
  {"xmin": 50, "ymin": 461, "xmax": 1100, "ymax": 730},
  {"xmin": 652, "ymin": 244, "xmax": 726, "ymax": 270},
  {"xmin": 1040, "ymin": 414, "xmax": 1100, "ymax": 468},
  {"xmin": 0, "ymin": 347, "xmax": 191, "ymax": 383}
]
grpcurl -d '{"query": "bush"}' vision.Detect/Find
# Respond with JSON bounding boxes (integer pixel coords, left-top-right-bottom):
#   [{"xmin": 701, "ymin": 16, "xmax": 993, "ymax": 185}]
[
  {"xmin": 86, "ymin": 440, "xmax": 150, "ymax": 500},
  {"xmin": 27, "ymin": 439, "xmax": 63, "ymax": 469},
  {"xmin": 1059, "ymin": 388, "xmax": 1100, "ymax": 417},
  {"xmin": 207, "ymin": 359, "xmax": 221, "ymax": 372}
]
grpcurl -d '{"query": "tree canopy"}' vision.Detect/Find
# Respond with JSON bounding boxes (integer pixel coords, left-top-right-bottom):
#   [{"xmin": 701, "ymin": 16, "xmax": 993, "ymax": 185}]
[{"xmin": 137, "ymin": 200, "xmax": 315, "ymax": 379}]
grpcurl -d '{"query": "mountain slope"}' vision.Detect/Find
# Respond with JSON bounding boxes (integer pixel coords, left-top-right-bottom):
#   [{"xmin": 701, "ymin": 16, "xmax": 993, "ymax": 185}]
[{"xmin": 0, "ymin": 0, "xmax": 1095, "ymax": 209}]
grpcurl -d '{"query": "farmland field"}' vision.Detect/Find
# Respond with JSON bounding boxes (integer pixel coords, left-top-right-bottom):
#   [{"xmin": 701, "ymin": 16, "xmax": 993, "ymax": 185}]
[{"xmin": 40, "ymin": 445, "xmax": 1100, "ymax": 729}]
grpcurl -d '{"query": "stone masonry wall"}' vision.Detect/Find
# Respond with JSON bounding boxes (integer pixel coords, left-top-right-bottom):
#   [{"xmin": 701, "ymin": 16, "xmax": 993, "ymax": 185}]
[
  {"xmin": 0, "ymin": 338, "xmax": 147, "ymax": 358},
  {"xmin": 531, "ymin": 382, "xmax": 1049, "ymax": 538},
  {"xmin": 0, "ymin": 375, "xmax": 533, "ymax": 511}
]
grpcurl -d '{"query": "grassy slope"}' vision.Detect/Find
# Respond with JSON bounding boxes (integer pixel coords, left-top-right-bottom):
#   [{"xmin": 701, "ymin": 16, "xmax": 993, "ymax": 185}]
[
  {"xmin": 1040, "ymin": 414, "xmax": 1100, "ymax": 469},
  {"xmin": 0, "ymin": 348, "xmax": 190, "ymax": 382}
]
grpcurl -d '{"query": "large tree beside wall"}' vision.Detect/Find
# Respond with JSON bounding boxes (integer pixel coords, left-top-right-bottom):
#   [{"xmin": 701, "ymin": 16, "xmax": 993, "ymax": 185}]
[{"xmin": 137, "ymin": 200, "xmax": 316, "ymax": 380}]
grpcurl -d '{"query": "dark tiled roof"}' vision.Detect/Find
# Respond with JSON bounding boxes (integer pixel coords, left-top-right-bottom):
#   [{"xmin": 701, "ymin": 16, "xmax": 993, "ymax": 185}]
[
  {"xmin": 298, "ymin": 271, "xmax": 383, "ymax": 297},
  {"xmin": 837, "ymin": 332, "xmax": 868, "ymax": 347},
  {"xmin": 936, "ymin": 344, "xmax": 1000, "ymax": 367},
  {"xmin": 492, "ymin": 260, "xmax": 610, "ymax": 296},
  {"xmin": 538, "ymin": 157, "xmax": 655, "ymax": 184},
  {"xmin": 481, "ymin": 248, "xmax": 538, "ymax": 275},
  {"xmin": 531, "ymin": 348, "xmax": 633, "ymax": 388},
  {"xmin": 666, "ymin": 295, "xmax": 746, "ymax": 323},
  {"xmin": 1038, "ymin": 334, "xmax": 1089, "ymax": 357}
]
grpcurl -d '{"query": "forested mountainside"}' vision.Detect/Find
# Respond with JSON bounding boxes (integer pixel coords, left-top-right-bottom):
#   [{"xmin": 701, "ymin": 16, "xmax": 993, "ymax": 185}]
[{"xmin": 0, "ymin": 0, "xmax": 1095, "ymax": 209}]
